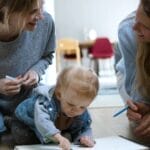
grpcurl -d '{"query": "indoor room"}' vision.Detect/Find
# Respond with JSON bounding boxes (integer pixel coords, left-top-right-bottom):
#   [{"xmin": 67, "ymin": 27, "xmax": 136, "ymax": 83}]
[{"xmin": 1, "ymin": 0, "xmax": 150, "ymax": 149}]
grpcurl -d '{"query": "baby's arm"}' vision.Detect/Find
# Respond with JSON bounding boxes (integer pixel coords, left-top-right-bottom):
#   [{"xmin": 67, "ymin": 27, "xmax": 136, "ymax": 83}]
[
  {"xmin": 34, "ymin": 98, "xmax": 71, "ymax": 149},
  {"xmin": 34, "ymin": 98, "xmax": 60, "ymax": 142},
  {"xmin": 74, "ymin": 111, "xmax": 95, "ymax": 147}
]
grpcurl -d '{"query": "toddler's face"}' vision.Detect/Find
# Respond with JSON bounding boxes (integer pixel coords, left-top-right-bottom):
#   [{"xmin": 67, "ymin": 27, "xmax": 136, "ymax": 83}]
[{"xmin": 59, "ymin": 89, "xmax": 92, "ymax": 117}]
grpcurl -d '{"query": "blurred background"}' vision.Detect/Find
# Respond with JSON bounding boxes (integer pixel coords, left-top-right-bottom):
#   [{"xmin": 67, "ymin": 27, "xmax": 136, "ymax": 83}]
[{"xmin": 42, "ymin": 0, "xmax": 139, "ymax": 107}]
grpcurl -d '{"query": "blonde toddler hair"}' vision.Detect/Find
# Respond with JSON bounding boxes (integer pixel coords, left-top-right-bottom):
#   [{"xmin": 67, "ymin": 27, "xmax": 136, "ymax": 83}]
[{"xmin": 55, "ymin": 66, "xmax": 99, "ymax": 100}]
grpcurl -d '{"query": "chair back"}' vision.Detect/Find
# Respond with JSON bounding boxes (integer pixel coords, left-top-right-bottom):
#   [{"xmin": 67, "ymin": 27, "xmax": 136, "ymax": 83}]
[
  {"xmin": 91, "ymin": 38, "xmax": 114, "ymax": 58},
  {"xmin": 56, "ymin": 38, "xmax": 81, "ymax": 72},
  {"xmin": 57, "ymin": 39, "xmax": 79, "ymax": 54}
]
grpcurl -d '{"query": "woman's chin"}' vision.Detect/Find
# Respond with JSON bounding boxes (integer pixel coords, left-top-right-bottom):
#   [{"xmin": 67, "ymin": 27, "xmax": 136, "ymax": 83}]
[{"xmin": 25, "ymin": 24, "xmax": 37, "ymax": 31}]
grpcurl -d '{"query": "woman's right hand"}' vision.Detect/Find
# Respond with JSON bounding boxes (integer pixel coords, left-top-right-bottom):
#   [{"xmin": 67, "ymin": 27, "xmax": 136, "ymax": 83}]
[
  {"xmin": 0, "ymin": 77, "xmax": 23, "ymax": 96},
  {"xmin": 126, "ymin": 100, "xmax": 142, "ymax": 122},
  {"xmin": 53, "ymin": 133, "xmax": 71, "ymax": 150},
  {"xmin": 127, "ymin": 100, "xmax": 150, "ymax": 122}
]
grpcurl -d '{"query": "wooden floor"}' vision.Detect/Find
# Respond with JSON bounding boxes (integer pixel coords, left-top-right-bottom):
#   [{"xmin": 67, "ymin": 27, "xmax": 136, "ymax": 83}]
[{"xmin": 0, "ymin": 106, "xmax": 148, "ymax": 149}]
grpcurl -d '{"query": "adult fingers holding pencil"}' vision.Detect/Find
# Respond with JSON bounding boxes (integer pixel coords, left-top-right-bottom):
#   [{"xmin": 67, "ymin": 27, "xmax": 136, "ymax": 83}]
[
  {"xmin": 0, "ymin": 76, "xmax": 23, "ymax": 96},
  {"xmin": 127, "ymin": 100, "xmax": 150, "ymax": 138},
  {"xmin": 127, "ymin": 100, "xmax": 142, "ymax": 122},
  {"xmin": 127, "ymin": 100, "xmax": 150, "ymax": 122}
]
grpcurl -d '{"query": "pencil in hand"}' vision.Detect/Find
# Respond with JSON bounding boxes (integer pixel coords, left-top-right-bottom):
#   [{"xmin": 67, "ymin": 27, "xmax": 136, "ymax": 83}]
[{"xmin": 113, "ymin": 106, "xmax": 129, "ymax": 117}]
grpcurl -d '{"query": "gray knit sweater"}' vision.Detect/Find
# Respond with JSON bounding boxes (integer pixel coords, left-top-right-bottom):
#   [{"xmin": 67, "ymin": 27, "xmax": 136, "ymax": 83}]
[
  {"xmin": 0, "ymin": 12, "xmax": 55, "ymax": 79},
  {"xmin": 0, "ymin": 12, "xmax": 55, "ymax": 114}
]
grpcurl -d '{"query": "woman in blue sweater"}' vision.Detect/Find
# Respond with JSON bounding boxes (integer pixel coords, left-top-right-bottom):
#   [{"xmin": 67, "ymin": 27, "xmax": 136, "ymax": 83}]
[{"xmin": 116, "ymin": 0, "xmax": 150, "ymax": 145}]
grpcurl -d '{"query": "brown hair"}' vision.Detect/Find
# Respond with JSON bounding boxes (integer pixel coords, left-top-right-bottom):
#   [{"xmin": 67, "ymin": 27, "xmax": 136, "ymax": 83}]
[
  {"xmin": 55, "ymin": 66, "xmax": 99, "ymax": 100},
  {"xmin": 142, "ymin": 0, "xmax": 150, "ymax": 17},
  {"xmin": 0, "ymin": 0, "xmax": 8, "ymax": 23},
  {"xmin": 7, "ymin": 0, "xmax": 38, "ymax": 15},
  {"xmin": 135, "ymin": 0, "xmax": 150, "ymax": 98}
]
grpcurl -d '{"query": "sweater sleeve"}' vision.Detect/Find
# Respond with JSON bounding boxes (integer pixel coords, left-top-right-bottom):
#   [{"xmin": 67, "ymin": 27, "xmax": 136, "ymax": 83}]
[
  {"xmin": 115, "ymin": 12, "xmax": 137, "ymax": 101},
  {"xmin": 34, "ymin": 97, "xmax": 60, "ymax": 143},
  {"xmin": 30, "ymin": 13, "xmax": 56, "ymax": 78}
]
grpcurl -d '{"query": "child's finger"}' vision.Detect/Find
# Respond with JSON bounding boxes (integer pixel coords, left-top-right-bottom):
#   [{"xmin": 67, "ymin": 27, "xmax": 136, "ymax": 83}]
[{"xmin": 80, "ymin": 136, "xmax": 95, "ymax": 147}]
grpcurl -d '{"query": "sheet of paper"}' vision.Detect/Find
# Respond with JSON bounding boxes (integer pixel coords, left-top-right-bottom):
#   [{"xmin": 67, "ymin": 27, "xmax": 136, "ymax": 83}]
[
  {"xmin": 15, "ymin": 144, "xmax": 84, "ymax": 150},
  {"xmin": 94, "ymin": 136, "xmax": 148, "ymax": 150},
  {"xmin": 14, "ymin": 136, "xmax": 148, "ymax": 150}
]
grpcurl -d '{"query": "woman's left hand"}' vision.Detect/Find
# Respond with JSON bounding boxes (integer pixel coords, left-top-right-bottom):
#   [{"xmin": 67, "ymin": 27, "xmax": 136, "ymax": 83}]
[
  {"xmin": 127, "ymin": 100, "xmax": 150, "ymax": 138},
  {"xmin": 134, "ymin": 113, "xmax": 150, "ymax": 138},
  {"xmin": 22, "ymin": 70, "xmax": 39, "ymax": 87}
]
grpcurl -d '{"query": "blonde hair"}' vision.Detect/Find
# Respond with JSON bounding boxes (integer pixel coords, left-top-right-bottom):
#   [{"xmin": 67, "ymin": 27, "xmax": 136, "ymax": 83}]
[
  {"xmin": 136, "ymin": 43, "xmax": 150, "ymax": 98},
  {"xmin": 55, "ymin": 66, "xmax": 99, "ymax": 100},
  {"xmin": 135, "ymin": 0, "xmax": 150, "ymax": 98},
  {"xmin": 0, "ymin": 0, "xmax": 39, "ymax": 32}
]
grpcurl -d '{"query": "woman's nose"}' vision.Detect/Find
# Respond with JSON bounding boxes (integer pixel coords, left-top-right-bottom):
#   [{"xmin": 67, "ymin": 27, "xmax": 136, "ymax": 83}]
[{"xmin": 35, "ymin": 10, "xmax": 44, "ymax": 20}]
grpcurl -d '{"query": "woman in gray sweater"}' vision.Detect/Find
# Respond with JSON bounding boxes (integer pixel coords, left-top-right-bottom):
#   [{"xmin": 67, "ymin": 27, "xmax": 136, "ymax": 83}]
[{"xmin": 0, "ymin": 0, "xmax": 55, "ymax": 146}]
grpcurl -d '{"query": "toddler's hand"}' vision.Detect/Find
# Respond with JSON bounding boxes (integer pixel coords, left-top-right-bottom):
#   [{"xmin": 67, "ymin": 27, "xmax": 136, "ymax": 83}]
[
  {"xmin": 53, "ymin": 133, "xmax": 71, "ymax": 150},
  {"xmin": 80, "ymin": 136, "xmax": 95, "ymax": 147}
]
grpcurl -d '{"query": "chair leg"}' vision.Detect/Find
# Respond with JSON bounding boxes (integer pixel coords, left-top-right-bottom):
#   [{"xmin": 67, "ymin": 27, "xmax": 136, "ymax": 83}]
[
  {"xmin": 76, "ymin": 47, "xmax": 81, "ymax": 65},
  {"xmin": 90, "ymin": 58, "xmax": 99, "ymax": 76},
  {"xmin": 94, "ymin": 59, "xmax": 99, "ymax": 76}
]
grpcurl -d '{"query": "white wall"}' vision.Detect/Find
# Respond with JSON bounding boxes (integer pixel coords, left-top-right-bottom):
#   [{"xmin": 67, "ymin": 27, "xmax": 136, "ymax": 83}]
[
  {"xmin": 41, "ymin": 0, "xmax": 56, "ymax": 85},
  {"xmin": 42, "ymin": 0, "xmax": 140, "ymax": 85},
  {"xmin": 55, "ymin": 0, "xmax": 139, "ymax": 42},
  {"xmin": 44, "ymin": 0, "xmax": 55, "ymax": 19}
]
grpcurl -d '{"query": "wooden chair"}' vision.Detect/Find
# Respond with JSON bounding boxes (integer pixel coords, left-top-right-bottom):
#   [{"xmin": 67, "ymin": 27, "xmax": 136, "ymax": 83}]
[{"xmin": 56, "ymin": 38, "xmax": 81, "ymax": 72}]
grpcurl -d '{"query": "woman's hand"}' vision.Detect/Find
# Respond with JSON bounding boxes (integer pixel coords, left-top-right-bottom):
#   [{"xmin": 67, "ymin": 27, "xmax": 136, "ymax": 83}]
[
  {"xmin": 127, "ymin": 100, "xmax": 150, "ymax": 137},
  {"xmin": 134, "ymin": 113, "xmax": 150, "ymax": 138},
  {"xmin": 127, "ymin": 100, "xmax": 150, "ymax": 122},
  {"xmin": 22, "ymin": 70, "xmax": 39, "ymax": 87},
  {"xmin": 127, "ymin": 100, "xmax": 142, "ymax": 122},
  {"xmin": 0, "ymin": 77, "xmax": 23, "ymax": 96},
  {"xmin": 53, "ymin": 133, "xmax": 71, "ymax": 150},
  {"xmin": 80, "ymin": 136, "xmax": 95, "ymax": 147}
]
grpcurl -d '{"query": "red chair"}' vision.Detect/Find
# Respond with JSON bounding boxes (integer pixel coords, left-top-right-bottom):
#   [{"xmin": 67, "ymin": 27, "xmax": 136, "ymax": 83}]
[{"xmin": 89, "ymin": 37, "xmax": 114, "ymax": 76}]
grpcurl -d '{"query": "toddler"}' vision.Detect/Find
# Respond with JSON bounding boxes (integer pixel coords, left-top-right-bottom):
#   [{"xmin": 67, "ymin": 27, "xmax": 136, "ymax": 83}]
[{"xmin": 15, "ymin": 66, "xmax": 99, "ymax": 150}]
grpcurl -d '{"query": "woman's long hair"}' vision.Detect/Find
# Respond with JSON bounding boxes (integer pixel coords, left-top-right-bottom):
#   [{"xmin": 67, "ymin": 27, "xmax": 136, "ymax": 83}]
[
  {"xmin": 0, "ymin": 0, "xmax": 38, "ymax": 33},
  {"xmin": 135, "ymin": 0, "xmax": 150, "ymax": 98},
  {"xmin": 136, "ymin": 43, "xmax": 150, "ymax": 98}
]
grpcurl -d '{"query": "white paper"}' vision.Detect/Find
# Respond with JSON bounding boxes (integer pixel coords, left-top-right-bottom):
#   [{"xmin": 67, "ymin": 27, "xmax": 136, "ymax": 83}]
[
  {"xmin": 94, "ymin": 136, "xmax": 148, "ymax": 150},
  {"xmin": 14, "ymin": 136, "xmax": 148, "ymax": 150}
]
